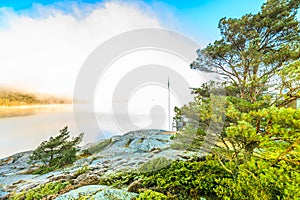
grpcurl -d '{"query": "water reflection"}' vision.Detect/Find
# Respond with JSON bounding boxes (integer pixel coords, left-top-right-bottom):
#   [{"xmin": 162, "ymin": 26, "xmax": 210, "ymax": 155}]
[{"xmin": 0, "ymin": 104, "xmax": 167, "ymax": 158}]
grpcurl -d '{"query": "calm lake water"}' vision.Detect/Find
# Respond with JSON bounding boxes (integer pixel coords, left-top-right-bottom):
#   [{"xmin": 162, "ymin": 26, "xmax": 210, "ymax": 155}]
[{"xmin": 0, "ymin": 104, "xmax": 168, "ymax": 158}]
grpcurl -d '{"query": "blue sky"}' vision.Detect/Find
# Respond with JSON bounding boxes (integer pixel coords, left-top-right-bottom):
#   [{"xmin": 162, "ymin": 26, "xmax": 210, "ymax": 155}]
[
  {"xmin": 0, "ymin": 0, "xmax": 264, "ymax": 45},
  {"xmin": 149, "ymin": 0, "xmax": 264, "ymax": 44}
]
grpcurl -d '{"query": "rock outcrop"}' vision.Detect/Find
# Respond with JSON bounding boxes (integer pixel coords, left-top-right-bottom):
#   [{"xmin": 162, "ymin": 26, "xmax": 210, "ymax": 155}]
[{"xmin": 0, "ymin": 129, "xmax": 201, "ymax": 199}]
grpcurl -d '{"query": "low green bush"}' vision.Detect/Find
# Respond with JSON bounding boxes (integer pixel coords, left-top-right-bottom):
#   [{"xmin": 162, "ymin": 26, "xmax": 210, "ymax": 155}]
[
  {"xmin": 99, "ymin": 171, "xmax": 139, "ymax": 189},
  {"xmin": 140, "ymin": 157, "xmax": 227, "ymax": 199},
  {"xmin": 11, "ymin": 181, "xmax": 70, "ymax": 200},
  {"xmin": 213, "ymin": 159, "xmax": 300, "ymax": 200},
  {"xmin": 135, "ymin": 190, "xmax": 168, "ymax": 200},
  {"xmin": 32, "ymin": 165, "xmax": 58, "ymax": 175},
  {"xmin": 97, "ymin": 157, "xmax": 227, "ymax": 199},
  {"xmin": 74, "ymin": 165, "xmax": 89, "ymax": 177},
  {"xmin": 138, "ymin": 157, "xmax": 172, "ymax": 173}
]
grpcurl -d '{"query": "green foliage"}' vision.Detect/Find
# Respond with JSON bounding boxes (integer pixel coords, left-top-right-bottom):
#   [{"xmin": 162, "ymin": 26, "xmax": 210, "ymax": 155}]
[
  {"xmin": 87, "ymin": 138, "xmax": 112, "ymax": 154},
  {"xmin": 75, "ymin": 165, "xmax": 90, "ymax": 177},
  {"xmin": 172, "ymin": 1, "xmax": 300, "ymax": 199},
  {"xmin": 138, "ymin": 157, "xmax": 172, "ymax": 173},
  {"xmin": 99, "ymin": 171, "xmax": 139, "ymax": 189},
  {"xmin": 216, "ymin": 106, "xmax": 300, "ymax": 176},
  {"xmin": 126, "ymin": 155, "xmax": 299, "ymax": 200},
  {"xmin": 277, "ymin": 60, "xmax": 300, "ymax": 107},
  {"xmin": 172, "ymin": 84, "xmax": 212, "ymax": 150},
  {"xmin": 135, "ymin": 190, "xmax": 168, "ymax": 200},
  {"xmin": 11, "ymin": 181, "xmax": 70, "ymax": 200},
  {"xmin": 97, "ymin": 158, "xmax": 226, "ymax": 199},
  {"xmin": 179, "ymin": 98, "xmax": 300, "ymax": 199},
  {"xmin": 101, "ymin": 191, "xmax": 133, "ymax": 200},
  {"xmin": 94, "ymin": 154, "xmax": 300, "ymax": 199},
  {"xmin": 192, "ymin": 0, "xmax": 300, "ymax": 105},
  {"xmin": 30, "ymin": 126, "xmax": 83, "ymax": 172},
  {"xmin": 32, "ymin": 165, "xmax": 58, "ymax": 175},
  {"xmin": 140, "ymin": 158, "xmax": 227, "ymax": 200},
  {"xmin": 213, "ymin": 158, "xmax": 300, "ymax": 199}
]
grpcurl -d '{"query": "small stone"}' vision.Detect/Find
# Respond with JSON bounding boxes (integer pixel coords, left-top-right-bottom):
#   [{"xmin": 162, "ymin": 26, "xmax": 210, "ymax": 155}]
[
  {"xmin": 12, "ymin": 180, "xmax": 26, "ymax": 185},
  {"xmin": 151, "ymin": 148, "xmax": 162, "ymax": 154}
]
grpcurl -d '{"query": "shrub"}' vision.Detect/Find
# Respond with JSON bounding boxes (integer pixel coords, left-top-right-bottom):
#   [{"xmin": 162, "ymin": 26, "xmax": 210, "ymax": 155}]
[
  {"xmin": 74, "ymin": 165, "xmax": 89, "ymax": 177},
  {"xmin": 99, "ymin": 171, "xmax": 139, "ymax": 189},
  {"xmin": 140, "ymin": 157, "xmax": 227, "ymax": 199},
  {"xmin": 32, "ymin": 165, "xmax": 58, "ymax": 175},
  {"xmin": 214, "ymin": 159, "xmax": 300, "ymax": 200},
  {"xmin": 138, "ymin": 157, "xmax": 172, "ymax": 173},
  {"xmin": 135, "ymin": 190, "xmax": 168, "ymax": 200},
  {"xmin": 11, "ymin": 181, "xmax": 70, "ymax": 200}
]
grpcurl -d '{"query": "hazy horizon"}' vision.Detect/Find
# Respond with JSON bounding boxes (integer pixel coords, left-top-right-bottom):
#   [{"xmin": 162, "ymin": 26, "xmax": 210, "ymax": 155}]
[{"xmin": 0, "ymin": 106, "xmax": 174, "ymax": 158}]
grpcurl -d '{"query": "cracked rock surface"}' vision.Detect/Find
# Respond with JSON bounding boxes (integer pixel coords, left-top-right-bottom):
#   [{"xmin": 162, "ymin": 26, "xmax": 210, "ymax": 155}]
[{"xmin": 0, "ymin": 129, "xmax": 201, "ymax": 199}]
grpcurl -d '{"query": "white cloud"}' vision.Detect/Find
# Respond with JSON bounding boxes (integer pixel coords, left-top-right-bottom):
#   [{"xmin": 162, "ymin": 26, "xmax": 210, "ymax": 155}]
[{"xmin": 0, "ymin": 1, "xmax": 162, "ymax": 96}]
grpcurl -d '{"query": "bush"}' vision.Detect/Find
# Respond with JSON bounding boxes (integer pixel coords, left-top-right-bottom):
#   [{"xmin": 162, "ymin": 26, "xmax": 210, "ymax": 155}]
[
  {"xmin": 138, "ymin": 157, "xmax": 172, "ymax": 173},
  {"xmin": 140, "ymin": 157, "xmax": 227, "ymax": 199},
  {"xmin": 74, "ymin": 165, "xmax": 90, "ymax": 177},
  {"xmin": 99, "ymin": 171, "xmax": 139, "ymax": 189},
  {"xmin": 11, "ymin": 181, "xmax": 70, "ymax": 200},
  {"xmin": 214, "ymin": 159, "xmax": 300, "ymax": 200},
  {"xmin": 135, "ymin": 190, "xmax": 168, "ymax": 200},
  {"xmin": 97, "ymin": 158, "xmax": 227, "ymax": 199},
  {"xmin": 32, "ymin": 165, "xmax": 58, "ymax": 175}
]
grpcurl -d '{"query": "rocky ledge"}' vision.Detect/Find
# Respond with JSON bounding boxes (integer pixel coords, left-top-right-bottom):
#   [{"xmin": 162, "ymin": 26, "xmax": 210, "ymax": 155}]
[{"xmin": 0, "ymin": 129, "xmax": 200, "ymax": 199}]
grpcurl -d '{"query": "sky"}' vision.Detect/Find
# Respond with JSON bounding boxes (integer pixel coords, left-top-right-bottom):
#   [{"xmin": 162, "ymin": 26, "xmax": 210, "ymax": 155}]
[
  {"xmin": 0, "ymin": 0, "xmax": 264, "ymax": 94},
  {"xmin": 0, "ymin": 0, "xmax": 264, "ymax": 45}
]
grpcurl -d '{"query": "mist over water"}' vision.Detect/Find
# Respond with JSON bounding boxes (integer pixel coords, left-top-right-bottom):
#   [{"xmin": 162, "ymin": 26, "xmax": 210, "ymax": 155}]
[{"xmin": 0, "ymin": 104, "xmax": 169, "ymax": 158}]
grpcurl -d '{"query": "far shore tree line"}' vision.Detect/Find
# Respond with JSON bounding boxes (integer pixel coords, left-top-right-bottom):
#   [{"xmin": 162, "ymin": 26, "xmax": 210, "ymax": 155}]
[{"xmin": 0, "ymin": 90, "xmax": 70, "ymax": 106}]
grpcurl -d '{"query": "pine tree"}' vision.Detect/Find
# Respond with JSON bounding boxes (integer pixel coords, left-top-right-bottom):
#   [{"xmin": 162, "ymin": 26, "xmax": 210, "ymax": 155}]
[{"xmin": 30, "ymin": 126, "xmax": 83, "ymax": 168}]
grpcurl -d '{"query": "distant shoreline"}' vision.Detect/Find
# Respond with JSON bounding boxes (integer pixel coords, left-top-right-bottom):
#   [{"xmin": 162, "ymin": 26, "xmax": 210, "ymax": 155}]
[{"xmin": 0, "ymin": 104, "xmax": 72, "ymax": 118}]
